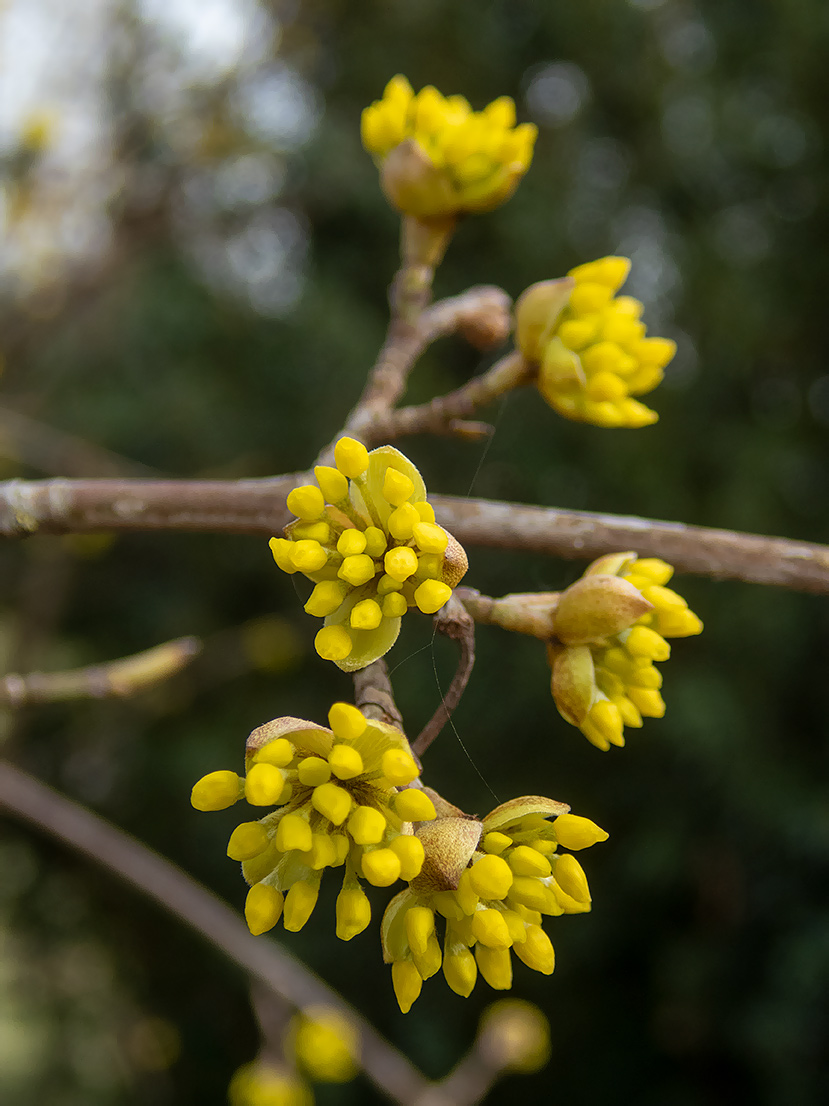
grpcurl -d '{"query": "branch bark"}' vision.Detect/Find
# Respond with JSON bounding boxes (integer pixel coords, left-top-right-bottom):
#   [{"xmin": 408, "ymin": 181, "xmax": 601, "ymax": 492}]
[
  {"xmin": 0, "ymin": 636, "xmax": 202, "ymax": 706},
  {"xmin": 0, "ymin": 760, "xmax": 430, "ymax": 1106},
  {"xmin": 0, "ymin": 475, "xmax": 826, "ymax": 593}
]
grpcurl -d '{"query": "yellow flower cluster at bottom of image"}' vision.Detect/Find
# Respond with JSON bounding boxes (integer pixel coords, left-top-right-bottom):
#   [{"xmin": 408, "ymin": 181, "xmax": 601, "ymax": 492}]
[
  {"xmin": 190, "ymin": 702, "xmax": 436, "ymax": 939},
  {"xmin": 271, "ymin": 439, "xmax": 467, "ymax": 672},
  {"xmin": 228, "ymin": 1062, "xmax": 312, "ymax": 1106},
  {"xmin": 381, "ymin": 795, "xmax": 608, "ymax": 1012},
  {"xmin": 549, "ymin": 552, "xmax": 703, "ymax": 750},
  {"xmin": 516, "ymin": 256, "xmax": 677, "ymax": 428}
]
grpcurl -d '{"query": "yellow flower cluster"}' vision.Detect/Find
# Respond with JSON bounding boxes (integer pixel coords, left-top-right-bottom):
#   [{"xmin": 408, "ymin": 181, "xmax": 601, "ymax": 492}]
[
  {"xmin": 361, "ymin": 76, "xmax": 537, "ymax": 218},
  {"xmin": 228, "ymin": 1062, "xmax": 312, "ymax": 1106},
  {"xmin": 191, "ymin": 703, "xmax": 437, "ymax": 939},
  {"xmin": 549, "ymin": 553, "xmax": 703, "ymax": 751},
  {"xmin": 272, "ymin": 439, "xmax": 467, "ymax": 672},
  {"xmin": 381, "ymin": 796, "xmax": 607, "ymax": 1013},
  {"xmin": 516, "ymin": 257, "xmax": 676, "ymax": 428},
  {"xmin": 289, "ymin": 1006, "xmax": 359, "ymax": 1084}
]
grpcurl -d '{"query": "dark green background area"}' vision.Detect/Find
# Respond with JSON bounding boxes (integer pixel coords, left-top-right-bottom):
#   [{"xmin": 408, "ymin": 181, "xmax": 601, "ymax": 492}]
[{"xmin": 1, "ymin": 1, "xmax": 828, "ymax": 1103}]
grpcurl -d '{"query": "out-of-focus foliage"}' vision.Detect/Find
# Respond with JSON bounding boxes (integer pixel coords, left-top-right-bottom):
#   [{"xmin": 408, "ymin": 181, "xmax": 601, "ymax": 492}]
[{"xmin": 1, "ymin": 1, "xmax": 828, "ymax": 1104}]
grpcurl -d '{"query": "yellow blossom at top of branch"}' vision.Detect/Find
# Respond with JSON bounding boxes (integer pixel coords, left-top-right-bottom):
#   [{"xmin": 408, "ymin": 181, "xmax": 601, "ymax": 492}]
[
  {"xmin": 191, "ymin": 704, "xmax": 436, "ymax": 939},
  {"xmin": 381, "ymin": 793, "xmax": 607, "ymax": 1013},
  {"xmin": 272, "ymin": 441, "xmax": 467, "ymax": 671},
  {"xmin": 515, "ymin": 257, "xmax": 677, "ymax": 428},
  {"xmin": 361, "ymin": 76, "xmax": 537, "ymax": 218},
  {"xmin": 548, "ymin": 552, "xmax": 703, "ymax": 750}
]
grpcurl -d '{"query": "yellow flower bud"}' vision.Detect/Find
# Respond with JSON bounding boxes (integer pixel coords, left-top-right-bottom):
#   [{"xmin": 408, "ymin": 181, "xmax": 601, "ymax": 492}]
[
  {"xmin": 469, "ymin": 854, "xmax": 514, "ymax": 900},
  {"xmin": 336, "ymin": 529, "xmax": 368, "ymax": 557},
  {"xmin": 507, "ymin": 845, "xmax": 551, "ymax": 879},
  {"xmin": 286, "ymin": 485, "xmax": 325, "ymax": 521},
  {"xmin": 384, "ymin": 546, "xmax": 418, "ymax": 582},
  {"xmin": 471, "ymin": 908, "xmax": 512, "ymax": 949},
  {"xmin": 414, "ymin": 579, "xmax": 452, "ymax": 614},
  {"xmin": 393, "ymin": 789, "xmax": 436, "ymax": 822},
  {"xmin": 553, "ymin": 813, "xmax": 609, "ymax": 850},
  {"xmin": 553, "ymin": 853, "xmax": 591, "ymax": 904},
  {"xmin": 191, "ymin": 770, "xmax": 242, "ymax": 811},
  {"xmin": 443, "ymin": 944, "xmax": 478, "ymax": 997},
  {"xmin": 315, "ymin": 625, "xmax": 353, "ymax": 661},
  {"xmin": 245, "ymin": 883, "xmax": 284, "ymax": 935},
  {"xmin": 227, "ymin": 822, "xmax": 270, "ymax": 861},
  {"xmin": 314, "ymin": 464, "xmax": 349, "ymax": 503},
  {"xmin": 348, "ymin": 805, "xmax": 387, "ymax": 845},
  {"xmin": 311, "ymin": 782, "xmax": 353, "ymax": 826},
  {"xmin": 362, "ymin": 847, "xmax": 402, "ymax": 887},
  {"xmin": 304, "ymin": 580, "xmax": 348, "ymax": 617},
  {"xmin": 392, "ymin": 959, "xmax": 423, "ymax": 1014},
  {"xmin": 350, "ymin": 598, "xmax": 383, "ymax": 630},
  {"xmin": 338, "ymin": 554, "xmax": 376, "ymax": 587},
  {"xmin": 328, "ymin": 701, "xmax": 367, "ymax": 741},
  {"xmin": 336, "ymin": 886, "xmax": 371, "ymax": 941},
  {"xmin": 382, "ymin": 467, "xmax": 415, "ymax": 506},
  {"xmin": 390, "ymin": 834, "xmax": 426, "ymax": 880},
  {"xmin": 284, "ymin": 880, "xmax": 319, "ymax": 931},
  {"xmin": 475, "ymin": 945, "xmax": 512, "ymax": 990},
  {"xmin": 276, "ymin": 812, "xmax": 313, "ymax": 854},
  {"xmin": 334, "ymin": 436, "xmax": 369, "ymax": 479},
  {"xmin": 381, "ymin": 748, "xmax": 419, "ymax": 786},
  {"xmin": 297, "ymin": 756, "xmax": 332, "ymax": 787}
]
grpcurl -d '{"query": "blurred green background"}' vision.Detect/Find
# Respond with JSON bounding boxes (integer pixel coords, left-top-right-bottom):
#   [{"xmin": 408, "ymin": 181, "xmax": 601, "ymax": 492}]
[{"xmin": 1, "ymin": 0, "xmax": 828, "ymax": 1103}]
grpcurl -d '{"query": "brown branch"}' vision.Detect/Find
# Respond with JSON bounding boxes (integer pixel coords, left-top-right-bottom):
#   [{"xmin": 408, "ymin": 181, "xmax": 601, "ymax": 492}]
[
  {"xmin": 412, "ymin": 597, "xmax": 476, "ymax": 759},
  {"xmin": 353, "ymin": 657, "xmax": 405, "ymax": 730},
  {"xmin": 0, "ymin": 760, "xmax": 430, "ymax": 1106},
  {"xmin": 318, "ymin": 285, "xmax": 512, "ymax": 461},
  {"xmin": 0, "ymin": 476, "xmax": 826, "ymax": 593},
  {"xmin": 372, "ymin": 351, "xmax": 530, "ymax": 442},
  {"xmin": 0, "ymin": 636, "xmax": 202, "ymax": 706}
]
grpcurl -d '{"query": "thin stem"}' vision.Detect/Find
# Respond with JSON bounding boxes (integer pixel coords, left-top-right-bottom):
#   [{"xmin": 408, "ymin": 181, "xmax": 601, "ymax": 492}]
[
  {"xmin": 372, "ymin": 351, "xmax": 531, "ymax": 442},
  {"xmin": 412, "ymin": 597, "xmax": 476, "ymax": 759},
  {"xmin": 0, "ymin": 636, "xmax": 202, "ymax": 706},
  {"xmin": 0, "ymin": 760, "xmax": 430, "ymax": 1106}
]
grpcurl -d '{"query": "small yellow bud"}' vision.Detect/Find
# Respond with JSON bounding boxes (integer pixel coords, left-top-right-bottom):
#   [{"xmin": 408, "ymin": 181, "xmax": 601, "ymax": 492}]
[
  {"xmin": 482, "ymin": 832, "xmax": 513, "ymax": 855},
  {"xmin": 514, "ymin": 925, "xmax": 555, "ymax": 974},
  {"xmin": 469, "ymin": 855, "xmax": 514, "ymax": 900},
  {"xmin": 363, "ymin": 526, "xmax": 387, "ymax": 557},
  {"xmin": 588, "ymin": 699, "xmax": 624, "ymax": 747},
  {"xmin": 553, "ymin": 813, "xmax": 609, "ymax": 850},
  {"xmin": 350, "ymin": 598, "xmax": 383, "ymax": 630},
  {"xmin": 392, "ymin": 960, "xmax": 422, "ymax": 1014},
  {"xmin": 387, "ymin": 503, "xmax": 421, "ymax": 541},
  {"xmin": 312, "ymin": 782, "xmax": 353, "ymax": 826},
  {"xmin": 627, "ymin": 687, "xmax": 666, "ymax": 717},
  {"xmin": 245, "ymin": 763, "xmax": 286, "ymax": 806},
  {"xmin": 625, "ymin": 624, "xmax": 671, "ymax": 661},
  {"xmin": 507, "ymin": 845, "xmax": 551, "ymax": 879},
  {"xmin": 284, "ymin": 880, "xmax": 319, "ymax": 931},
  {"xmin": 308, "ymin": 833, "xmax": 338, "ymax": 870},
  {"xmin": 384, "ymin": 546, "xmax": 418, "ymax": 582},
  {"xmin": 390, "ymin": 835, "xmax": 426, "ymax": 880},
  {"xmin": 393, "ymin": 789, "xmax": 436, "ymax": 822},
  {"xmin": 382, "ymin": 592, "xmax": 409, "ymax": 618},
  {"xmin": 334, "ymin": 437, "xmax": 369, "ymax": 479},
  {"xmin": 472, "ymin": 908, "xmax": 512, "ymax": 949},
  {"xmin": 276, "ymin": 812, "xmax": 313, "ymax": 853},
  {"xmin": 269, "ymin": 536, "xmax": 298, "ymax": 573},
  {"xmin": 381, "ymin": 748, "xmax": 419, "ymax": 786},
  {"xmin": 291, "ymin": 540, "xmax": 328, "ymax": 573},
  {"xmin": 314, "ymin": 465, "xmax": 349, "ymax": 503},
  {"xmin": 297, "ymin": 756, "xmax": 332, "ymax": 787},
  {"xmin": 245, "ymin": 883, "xmax": 284, "ymax": 935},
  {"xmin": 414, "ymin": 501, "xmax": 435, "ymax": 523},
  {"xmin": 253, "ymin": 737, "xmax": 294, "ymax": 768},
  {"xmin": 414, "ymin": 579, "xmax": 452, "ymax": 614},
  {"xmin": 553, "ymin": 853, "xmax": 591, "ymax": 904},
  {"xmin": 328, "ymin": 744, "xmax": 364, "ymax": 780},
  {"xmin": 315, "ymin": 625, "xmax": 353, "ymax": 661},
  {"xmin": 412, "ymin": 521, "xmax": 449, "ymax": 555},
  {"xmin": 227, "ymin": 822, "xmax": 270, "ymax": 861},
  {"xmin": 191, "ymin": 770, "xmax": 242, "ymax": 811},
  {"xmin": 328, "ymin": 702, "xmax": 367, "ymax": 741},
  {"xmin": 508, "ymin": 876, "xmax": 550, "ymax": 913},
  {"xmin": 377, "ymin": 573, "xmax": 404, "ymax": 595},
  {"xmin": 348, "ymin": 805, "xmax": 387, "ymax": 845},
  {"xmin": 304, "ymin": 580, "xmax": 348, "ymax": 617},
  {"xmin": 475, "ymin": 945, "xmax": 513, "ymax": 990},
  {"xmin": 362, "ymin": 847, "xmax": 402, "ymax": 887},
  {"xmin": 443, "ymin": 945, "xmax": 478, "ymax": 997},
  {"xmin": 336, "ymin": 886, "xmax": 371, "ymax": 940},
  {"xmin": 336, "ymin": 529, "xmax": 368, "ymax": 557},
  {"xmin": 382, "ymin": 468, "xmax": 415, "ymax": 506},
  {"xmin": 338, "ymin": 553, "xmax": 376, "ymax": 587},
  {"xmin": 405, "ymin": 906, "xmax": 435, "ymax": 957},
  {"xmin": 286, "ymin": 484, "xmax": 325, "ymax": 520}
]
